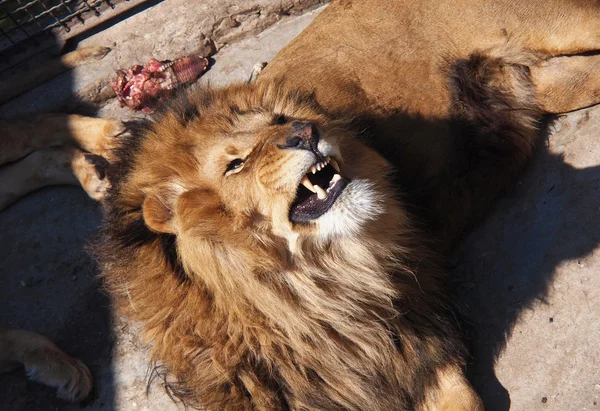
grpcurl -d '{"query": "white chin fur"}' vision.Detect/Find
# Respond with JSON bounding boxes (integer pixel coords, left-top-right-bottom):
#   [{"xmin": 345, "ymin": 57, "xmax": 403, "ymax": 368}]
[{"xmin": 316, "ymin": 179, "xmax": 384, "ymax": 241}]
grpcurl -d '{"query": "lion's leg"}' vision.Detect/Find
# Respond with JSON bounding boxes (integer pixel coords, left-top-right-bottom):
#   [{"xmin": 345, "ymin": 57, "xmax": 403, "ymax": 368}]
[
  {"xmin": 507, "ymin": 0, "xmax": 600, "ymax": 56},
  {"xmin": 0, "ymin": 114, "xmax": 124, "ymax": 165},
  {"xmin": 0, "ymin": 146, "xmax": 110, "ymax": 211},
  {"xmin": 53, "ymin": 114, "xmax": 125, "ymax": 159},
  {"xmin": 530, "ymin": 54, "xmax": 600, "ymax": 114},
  {"xmin": 419, "ymin": 366, "xmax": 484, "ymax": 411},
  {"xmin": 0, "ymin": 328, "xmax": 92, "ymax": 402}
]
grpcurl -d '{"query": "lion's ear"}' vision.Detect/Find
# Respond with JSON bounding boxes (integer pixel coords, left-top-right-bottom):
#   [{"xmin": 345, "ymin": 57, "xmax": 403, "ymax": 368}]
[
  {"xmin": 142, "ymin": 192, "xmax": 177, "ymax": 234},
  {"xmin": 142, "ymin": 187, "xmax": 226, "ymax": 237},
  {"xmin": 176, "ymin": 188, "xmax": 227, "ymax": 238}
]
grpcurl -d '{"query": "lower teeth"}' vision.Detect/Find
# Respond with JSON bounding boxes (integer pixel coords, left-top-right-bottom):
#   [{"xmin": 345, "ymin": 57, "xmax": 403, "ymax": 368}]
[{"xmin": 315, "ymin": 185, "xmax": 327, "ymax": 199}]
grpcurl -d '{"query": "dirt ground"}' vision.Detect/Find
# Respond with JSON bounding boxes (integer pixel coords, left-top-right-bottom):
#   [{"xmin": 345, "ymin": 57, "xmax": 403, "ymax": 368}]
[{"xmin": 0, "ymin": 1, "xmax": 598, "ymax": 410}]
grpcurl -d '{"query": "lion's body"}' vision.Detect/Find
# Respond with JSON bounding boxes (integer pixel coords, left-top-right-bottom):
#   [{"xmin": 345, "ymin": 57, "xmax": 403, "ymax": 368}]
[
  {"xmin": 96, "ymin": 0, "xmax": 600, "ymax": 409},
  {"xmin": 262, "ymin": 0, "xmax": 600, "ymax": 115}
]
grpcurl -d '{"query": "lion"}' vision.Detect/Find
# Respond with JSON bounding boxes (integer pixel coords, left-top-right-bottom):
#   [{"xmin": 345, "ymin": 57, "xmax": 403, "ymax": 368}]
[{"xmin": 93, "ymin": 0, "xmax": 600, "ymax": 409}]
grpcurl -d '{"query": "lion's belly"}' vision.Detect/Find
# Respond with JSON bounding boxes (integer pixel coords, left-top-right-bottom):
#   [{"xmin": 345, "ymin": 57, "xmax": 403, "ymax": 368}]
[{"xmin": 259, "ymin": 0, "xmax": 510, "ymax": 120}]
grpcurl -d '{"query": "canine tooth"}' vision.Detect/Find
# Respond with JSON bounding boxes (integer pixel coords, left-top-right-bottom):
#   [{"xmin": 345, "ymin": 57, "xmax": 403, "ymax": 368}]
[
  {"xmin": 301, "ymin": 176, "xmax": 316, "ymax": 193},
  {"xmin": 330, "ymin": 158, "xmax": 341, "ymax": 172},
  {"xmin": 314, "ymin": 185, "xmax": 327, "ymax": 200},
  {"xmin": 332, "ymin": 174, "xmax": 341, "ymax": 183},
  {"xmin": 311, "ymin": 166, "xmax": 317, "ymax": 174}
]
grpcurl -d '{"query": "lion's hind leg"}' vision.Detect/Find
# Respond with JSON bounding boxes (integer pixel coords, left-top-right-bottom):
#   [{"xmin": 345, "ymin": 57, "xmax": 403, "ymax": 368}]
[
  {"xmin": 530, "ymin": 53, "xmax": 600, "ymax": 114},
  {"xmin": 0, "ymin": 328, "xmax": 93, "ymax": 402}
]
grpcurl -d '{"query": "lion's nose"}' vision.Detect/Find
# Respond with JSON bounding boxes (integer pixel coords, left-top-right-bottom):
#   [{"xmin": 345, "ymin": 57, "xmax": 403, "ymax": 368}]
[{"xmin": 282, "ymin": 121, "xmax": 320, "ymax": 152}]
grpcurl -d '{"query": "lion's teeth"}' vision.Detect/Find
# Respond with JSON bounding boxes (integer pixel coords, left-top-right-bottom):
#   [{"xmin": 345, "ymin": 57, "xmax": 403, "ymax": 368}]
[
  {"xmin": 330, "ymin": 158, "xmax": 341, "ymax": 172},
  {"xmin": 314, "ymin": 185, "xmax": 327, "ymax": 199},
  {"xmin": 311, "ymin": 166, "xmax": 317, "ymax": 174},
  {"xmin": 332, "ymin": 174, "xmax": 341, "ymax": 183},
  {"xmin": 301, "ymin": 176, "xmax": 316, "ymax": 193}
]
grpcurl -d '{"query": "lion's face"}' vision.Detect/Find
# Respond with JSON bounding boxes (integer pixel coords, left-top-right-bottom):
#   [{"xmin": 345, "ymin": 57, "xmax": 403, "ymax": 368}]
[{"xmin": 130, "ymin": 83, "xmax": 389, "ymax": 250}]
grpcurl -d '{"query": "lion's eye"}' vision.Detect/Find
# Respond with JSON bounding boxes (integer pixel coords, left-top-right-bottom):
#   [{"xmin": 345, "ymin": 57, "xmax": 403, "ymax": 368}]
[
  {"xmin": 272, "ymin": 114, "xmax": 287, "ymax": 125},
  {"xmin": 225, "ymin": 158, "xmax": 245, "ymax": 175}
]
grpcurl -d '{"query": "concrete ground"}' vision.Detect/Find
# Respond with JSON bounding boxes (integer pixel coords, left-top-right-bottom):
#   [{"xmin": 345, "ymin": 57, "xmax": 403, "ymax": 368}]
[
  {"xmin": 456, "ymin": 106, "xmax": 600, "ymax": 411},
  {"xmin": 0, "ymin": 1, "xmax": 598, "ymax": 410}
]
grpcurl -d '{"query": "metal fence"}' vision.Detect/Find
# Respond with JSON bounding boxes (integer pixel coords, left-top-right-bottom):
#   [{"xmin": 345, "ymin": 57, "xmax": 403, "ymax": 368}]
[{"xmin": 0, "ymin": 0, "xmax": 148, "ymax": 55}]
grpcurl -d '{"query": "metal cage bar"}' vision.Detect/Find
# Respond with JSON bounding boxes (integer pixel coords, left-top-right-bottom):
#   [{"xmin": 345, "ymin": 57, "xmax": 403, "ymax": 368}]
[{"xmin": 0, "ymin": 0, "xmax": 148, "ymax": 54}]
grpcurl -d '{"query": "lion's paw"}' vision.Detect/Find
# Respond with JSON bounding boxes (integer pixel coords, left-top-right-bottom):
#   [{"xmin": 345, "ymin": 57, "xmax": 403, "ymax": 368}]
[
  {"xmin": 96, "ymin": 119, "xmax": 127, "ymax": 161},
  {"xmin": 53, "ymin": 357, "xmax": 93, "ymax": 402},
  {"xmin": 25, "ymin": 349, "xmax": 93, "ymax": 402},
  {"xmin": 72, "ymin": 152, "xmax": 111, "ymax": 201}
]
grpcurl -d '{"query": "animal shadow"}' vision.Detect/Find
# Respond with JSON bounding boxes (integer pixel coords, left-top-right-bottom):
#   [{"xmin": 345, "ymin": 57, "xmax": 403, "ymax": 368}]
[
  {"xmin": 0, "ymin": 35, "xmax": 116, "ymax": 411},
  {"xmin": 453, "ymin": 111, "xmax": 600, "ymax": 410}
]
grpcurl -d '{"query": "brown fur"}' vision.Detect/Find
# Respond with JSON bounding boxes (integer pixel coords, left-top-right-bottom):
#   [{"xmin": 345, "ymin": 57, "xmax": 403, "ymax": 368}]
[
  {"xmin": 95, "ymin": 0, "xmax": 600, "ymax": 409},
  {"xmin": 0, "ymin": 328, "xmax": 92, "ymax": 402},
  {"xmin": 99, "ymin": 83, "xmax": 471, "ymax": 410},
  {"xmin": 0, "ymin": 114, "xmax": 122, "ymax": 211}
]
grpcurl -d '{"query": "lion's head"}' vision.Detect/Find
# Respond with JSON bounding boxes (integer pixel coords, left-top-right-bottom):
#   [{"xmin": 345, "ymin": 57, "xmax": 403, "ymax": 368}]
[{"xmin": 118, "ymin": 82, "xmax": 395, "ymax": 253}]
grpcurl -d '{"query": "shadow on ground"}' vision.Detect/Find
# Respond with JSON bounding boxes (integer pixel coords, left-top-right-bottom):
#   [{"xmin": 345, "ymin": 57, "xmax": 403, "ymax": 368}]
[
  {"xmin": 454, "ymin": 120, "xmax": 600, "ymax": 410},
  {"xmin": 353, "ymin": 103, "xmax": 600, "ymax": 410},
  {"xmin": 0, "ymin": 34, "xmax": 116, "ymax": 410}
]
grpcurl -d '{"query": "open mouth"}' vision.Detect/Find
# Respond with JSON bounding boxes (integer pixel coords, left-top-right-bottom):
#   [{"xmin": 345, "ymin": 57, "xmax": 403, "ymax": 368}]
[{"xmin": 289, "ymin": 156, "xmax": 349, "ymax": 223}]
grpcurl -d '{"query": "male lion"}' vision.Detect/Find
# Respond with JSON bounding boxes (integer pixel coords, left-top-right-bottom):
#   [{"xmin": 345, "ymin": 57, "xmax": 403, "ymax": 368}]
[{"xmin": 95, "ymin": 0, "xmax": 600, "ymax": 409}]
